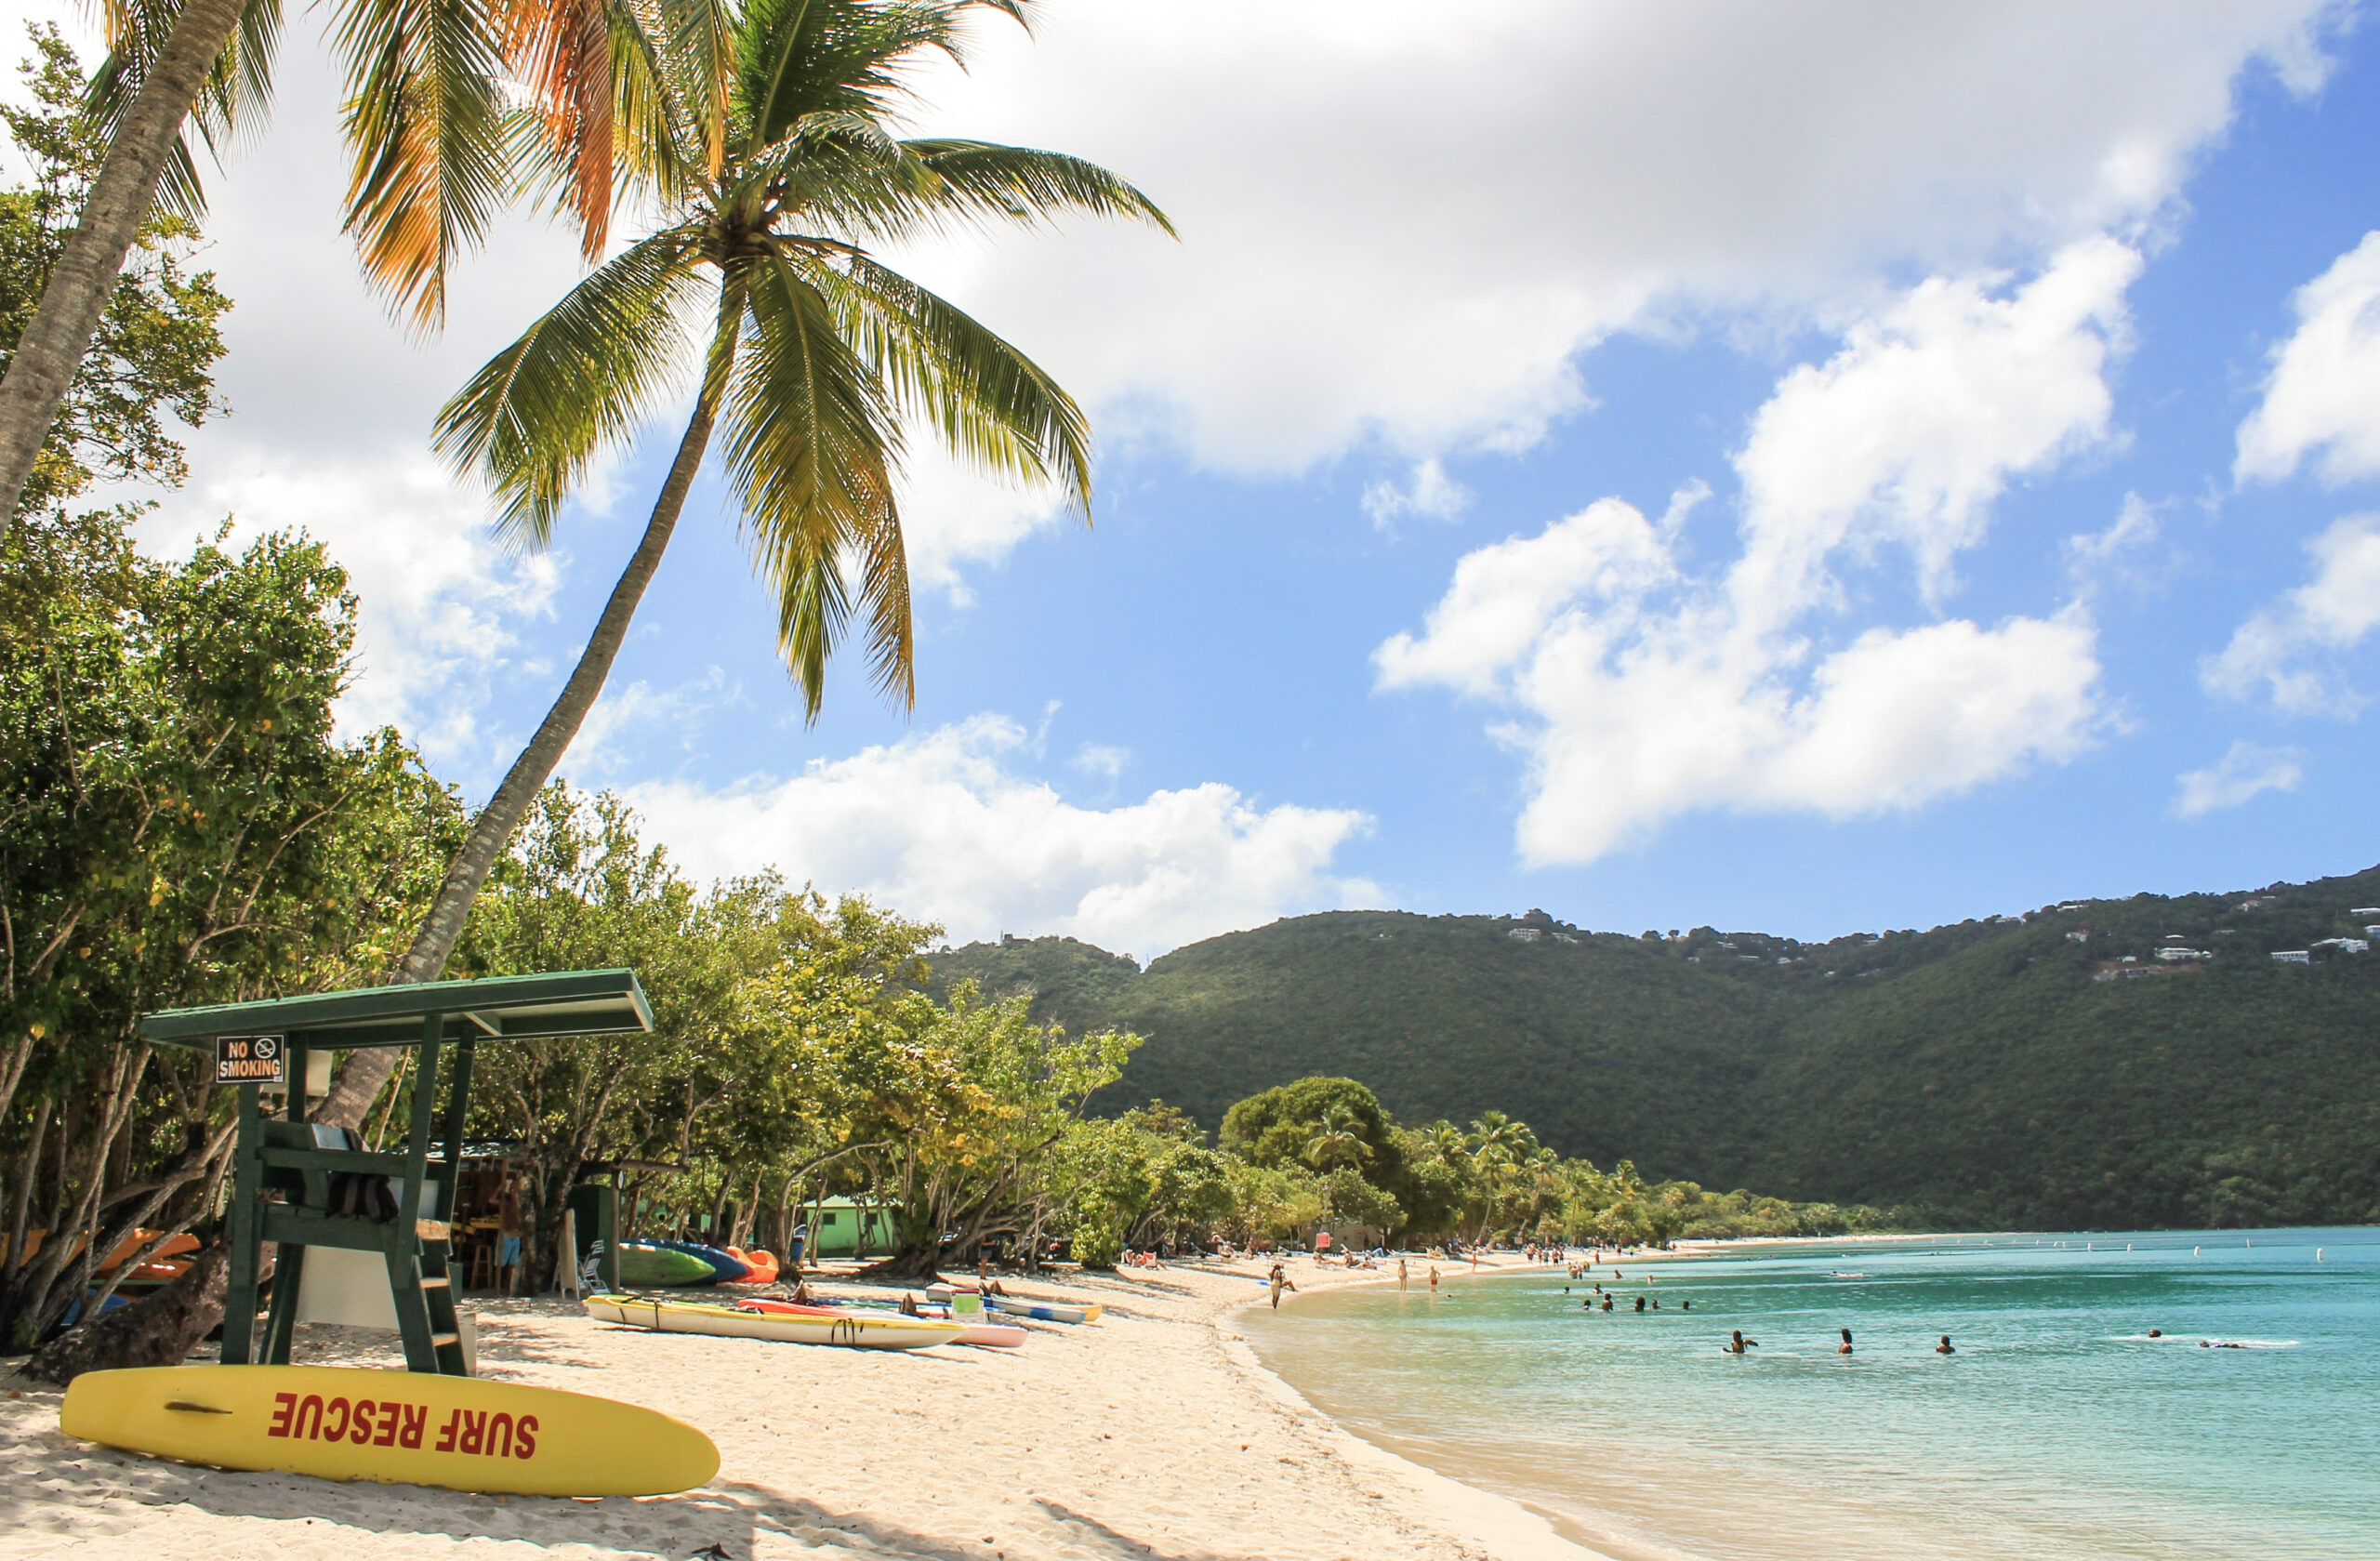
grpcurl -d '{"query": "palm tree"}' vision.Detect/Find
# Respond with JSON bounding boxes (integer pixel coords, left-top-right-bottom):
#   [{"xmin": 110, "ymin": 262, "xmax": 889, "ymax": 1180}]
[
  {"xmin": 1302, "ymin": 1105, "xmax": 1371, "ymax": 1175},
  {"xmin": 0, "ymin": 0, "xmax": 677, "ymax": 539},
  {"xmin": 315, "ymin": 0, "xmax": 1168, "ymax": 1126}
]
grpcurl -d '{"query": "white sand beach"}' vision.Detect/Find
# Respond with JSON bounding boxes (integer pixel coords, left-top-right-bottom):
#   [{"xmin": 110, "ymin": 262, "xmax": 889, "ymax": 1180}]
[{"xmin": 2, "ymin": 1255, "xmax": 1603, "ymax": 1561}]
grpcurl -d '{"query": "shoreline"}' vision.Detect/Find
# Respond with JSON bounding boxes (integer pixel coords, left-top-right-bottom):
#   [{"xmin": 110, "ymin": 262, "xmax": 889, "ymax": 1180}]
[{"xmin": 2, "ymin": 1251, "xmax": 1609, "ymax": 1560}]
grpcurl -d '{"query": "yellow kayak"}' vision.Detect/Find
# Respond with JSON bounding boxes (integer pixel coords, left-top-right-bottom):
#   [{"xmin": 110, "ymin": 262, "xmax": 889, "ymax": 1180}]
[
  {"xmin": 582, "ymin": 1292, "xmax": 965, "ymax": 1349},
  {"xmin": 60, "ymin": 1363, "xmax": 717, "ymax": 1496}
]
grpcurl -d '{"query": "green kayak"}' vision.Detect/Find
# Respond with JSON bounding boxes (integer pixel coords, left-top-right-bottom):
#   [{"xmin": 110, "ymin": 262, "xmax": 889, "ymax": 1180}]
[{"xmin": 615, "ymin": 1242, "xmax": 720, "ymax": 1287}]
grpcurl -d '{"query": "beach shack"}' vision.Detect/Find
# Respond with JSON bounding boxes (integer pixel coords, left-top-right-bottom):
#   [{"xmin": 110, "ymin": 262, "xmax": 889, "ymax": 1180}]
[
  {"xmin": 805, "ymin": 1197, "xmax": 898, "ymax": 1258},
  {"xmin": 139, "ymin": 970, "xmax": 652, "ymax": 1375}
]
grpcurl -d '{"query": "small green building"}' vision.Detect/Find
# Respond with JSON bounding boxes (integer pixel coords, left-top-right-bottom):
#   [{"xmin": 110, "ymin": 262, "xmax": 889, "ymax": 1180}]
[{"xmin": 805, "ymin": 1197, "xmax": 897, "ymax": 1258}]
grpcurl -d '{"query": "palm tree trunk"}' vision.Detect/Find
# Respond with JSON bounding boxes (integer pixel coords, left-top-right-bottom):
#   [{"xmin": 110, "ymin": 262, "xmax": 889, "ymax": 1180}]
[
  {"xmin": 0, "ymin": 0, "xmax": 248, "ymax": 536},
  {"xmin": 312, "ymin": 380, "xmax": 726, "ymax": 1130}
]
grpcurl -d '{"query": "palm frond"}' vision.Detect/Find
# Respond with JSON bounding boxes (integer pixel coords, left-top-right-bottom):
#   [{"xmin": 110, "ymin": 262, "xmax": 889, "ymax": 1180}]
[
  {"xmin": 86, "ymin": 0, "xmax": 284, "ymax": 220},
  {"xmin": 825, "ymin": 247, "xmax": 1091, "ymax": 514},
  {"xmin": 721, "ymin": 241, "xmax": 911, "ymax": 713},
  {"xmin": 331, "ymin": 0, "xmax": 511, "ymax": 331},
  {"xmin": 486, "ymin": 0, "xmax": 615, "ymax": 261},
  {"xmin": 905, "ymin": 140, "xmax": 1173, "ymax": 238},
  {"xmin": 433, "ymin": 222, "xmax": 710, "ymax": 547}
]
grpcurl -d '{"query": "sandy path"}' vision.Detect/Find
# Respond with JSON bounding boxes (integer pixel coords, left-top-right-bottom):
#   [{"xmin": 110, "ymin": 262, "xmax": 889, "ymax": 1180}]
[{"xmin": 1, "ymin": 1255, "xmax": 1598, "ymax": 1561}]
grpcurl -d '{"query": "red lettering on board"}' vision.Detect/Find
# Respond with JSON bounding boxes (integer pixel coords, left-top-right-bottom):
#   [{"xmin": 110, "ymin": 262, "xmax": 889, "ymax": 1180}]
[
  {"xmin": 292, "ymin": 1395, "xmax": 324, "ymax": 1441},
  {"xmin": 375, "ymin": 1401, "xmax": 399, "ymax": 1448},
  {"xmin": 398, "ymin": 1403, "xmax": 426, "ymax": 1449},
  {"xmin": 457, "ymin": 1409, "xmax": 486, "ymax": 1456},
  {"xmin": 485, "ymin": 1412, "xmax": 512, "ymax": 1459},
  {"xmin": 323, "ymin": 1397, "xmax": 350, "ymax": 1442},
  {"xmin": 349, "ymin": 1399, "xmax": 376, "ymax": 1445},
  {"xmin": 435, "ymin": 1409, "xmax": 459, "ymax": 1453},
  {"xmin": 267, "ymin": 1393, "xmax": 296, "ymax": 1438},
  {"xmin": 513, "ymin": 1414, "xmax": 536, "ymax": 1460}
]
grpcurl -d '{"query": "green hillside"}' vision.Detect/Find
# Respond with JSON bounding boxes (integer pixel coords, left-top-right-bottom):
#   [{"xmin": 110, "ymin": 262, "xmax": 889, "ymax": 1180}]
[{"xmin": 930, "ymin": 867, "xmax": 2380, "ymax": 1230}]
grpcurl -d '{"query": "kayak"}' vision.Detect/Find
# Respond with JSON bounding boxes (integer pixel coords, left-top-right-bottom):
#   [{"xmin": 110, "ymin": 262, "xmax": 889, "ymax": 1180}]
[
  {"xmin": 986, "ymin": 1297, "xmax": 1101, "ymax": 1324},
  {"xmin": 582, "ymin": 1293, "xmax": 963, "ymax": 1350},
  {"xmin": 742, "ymin": 1297, "xmax": 1026, "ymax": 1349},
  {"xmin": 723, "ymin": 1248, "xmax": 779, "ymax": 1284},
  {"xmin": 613, "ymin": 1244, "xmax": 720, "ymax": 1288},
  {"xmin": 60, "ymin": 1363, "xmax": 717, "ymax": 1497},
  {"xmin": 642, "ymin": 1239, "xmax": 753, "ymax": 1283},
  {"xmin": 927, "ymin": 1284, "xmax": 1101, "ymax": 1324}
]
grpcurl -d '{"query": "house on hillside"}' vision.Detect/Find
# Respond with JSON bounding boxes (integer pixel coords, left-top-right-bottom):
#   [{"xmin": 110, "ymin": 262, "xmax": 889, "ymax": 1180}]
[
  {"xmin": 2312, "ymin": 937, "xmax": 2369, "ymax": 954},
  {"xmin": 2155, "ymin": 947, "xmax": 2209, "ymax": 962},
  {"xmin": 1508, "ymin": 927, "xmax": 1542, "ymax": 942},
  {"xmin": 2272, "ymin": 949, "xmax": 2312, "ymax": 965}
]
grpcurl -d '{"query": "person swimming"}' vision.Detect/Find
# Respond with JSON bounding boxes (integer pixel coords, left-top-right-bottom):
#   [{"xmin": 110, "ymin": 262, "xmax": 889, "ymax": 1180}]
[
  {"xmin": 1682, "ymin": 1299, "xmax": 1691, "ymax": 1311},
  {"xmin": 1725, "ymin": 1329, "xmax": 1758, "ymax": 1354},
  {"xmin": 1634, "ymin": 1294, "xmax": 1646, "ymax": 1312},
  {"xmin": 1936, "ymin": 1334, "xmax": 1956, "ymax": 1354},
  {"xmin": 1602, "ymin": 1295, "xmax": 1613, "ymax": 1311},
  {"xmin": 2148, "ymin": 1328, "xmax": 2162, "ymax": 1338},
  {"xmin": 1838, "ymin": 1328, "xmax": 1854, "ymax": 1355}
]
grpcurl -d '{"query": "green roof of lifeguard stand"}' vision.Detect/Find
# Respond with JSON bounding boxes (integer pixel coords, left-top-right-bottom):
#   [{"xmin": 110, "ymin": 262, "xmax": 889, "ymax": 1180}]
[{"xmin": 139, "ymin": 969, "xmax": 654, "ymax": 1050}]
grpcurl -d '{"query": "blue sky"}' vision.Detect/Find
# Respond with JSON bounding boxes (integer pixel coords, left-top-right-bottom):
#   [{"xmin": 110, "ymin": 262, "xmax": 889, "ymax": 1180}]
[{"xmin": 37, "ymin": 1, "xmax": 2380, "ymax": 956}]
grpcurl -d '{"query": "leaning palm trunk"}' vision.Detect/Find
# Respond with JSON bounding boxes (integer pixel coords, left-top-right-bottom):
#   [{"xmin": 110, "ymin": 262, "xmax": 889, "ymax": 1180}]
[
  {"xmin": 314, "ymin": 359, "xmax": 730, "ymax": 1130},
  {"xmin": 0, "ymin": 0, "xmax": 248, "ymax": 536}
]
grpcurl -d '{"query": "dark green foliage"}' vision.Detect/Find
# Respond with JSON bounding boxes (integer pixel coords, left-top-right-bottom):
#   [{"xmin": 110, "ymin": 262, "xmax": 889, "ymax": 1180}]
[{"xmin": 931, "ymin": 873, "xmax": 2380, "ymax": 1231}]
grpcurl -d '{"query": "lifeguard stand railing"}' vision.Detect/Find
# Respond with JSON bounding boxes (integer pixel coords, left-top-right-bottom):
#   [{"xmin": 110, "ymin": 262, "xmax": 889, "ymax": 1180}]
[{"xmin": 140, "ymin": 970, "xmax": 653, "ymax": 1375}]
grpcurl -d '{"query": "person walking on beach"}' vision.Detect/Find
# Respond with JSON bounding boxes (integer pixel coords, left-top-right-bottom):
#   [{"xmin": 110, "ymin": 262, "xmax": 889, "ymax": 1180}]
[
  {"xmin": 1268, "ymin": 1263, "xmax": 1296, "ymax": 1310},
  {"xmin": 1725, "ymin": 1329, "xmax": 1758, "ymax": 1354},
  {"xmin": 1839, "ymin": 1328, "xmax": 1854, "ymax": 1355}
]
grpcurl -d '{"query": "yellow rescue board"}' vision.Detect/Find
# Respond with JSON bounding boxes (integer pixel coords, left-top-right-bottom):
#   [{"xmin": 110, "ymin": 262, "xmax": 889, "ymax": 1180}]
[{"xmin": 60, "ymin": 1364, "xmax": 718, "ymax": 1497}]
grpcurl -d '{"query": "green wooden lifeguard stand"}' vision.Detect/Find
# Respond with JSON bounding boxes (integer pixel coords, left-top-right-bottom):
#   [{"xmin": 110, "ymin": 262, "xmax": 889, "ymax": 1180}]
[{"xmin": 139, "ymin": 970, "xmax": 653, "ymax": 1375}]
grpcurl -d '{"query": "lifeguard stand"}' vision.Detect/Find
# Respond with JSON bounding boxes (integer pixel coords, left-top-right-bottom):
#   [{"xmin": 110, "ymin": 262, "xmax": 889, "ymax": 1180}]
[{"xmin": 139, "ymin": 970, "xmax": 653, "ymax": 1375}]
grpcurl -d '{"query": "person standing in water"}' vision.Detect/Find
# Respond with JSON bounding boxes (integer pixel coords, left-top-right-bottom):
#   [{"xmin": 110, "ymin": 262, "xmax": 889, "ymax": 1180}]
[
  {"xmin": 1398, "ymin": 1258, "xmax": 1409, "ymax": 1291},
  {"xmin": 1268, "ymin": 1263, "xmax": 1296, "ymax": 1310},
  {"xmin": 1428, "ymin": 1264, "xmax": 1440, "ymax": 1293},
  {"xmin": 1838, "ymin": 1328, "xmax": 1854, "ymax": 1355},
  {"xmin": 1936, "ymin": 1334, "xmax": 1956, "ymax": 1354},
  {"xmin": 1726, "ymin": 1329, "xmax": 1758, "ymax": 1354}
]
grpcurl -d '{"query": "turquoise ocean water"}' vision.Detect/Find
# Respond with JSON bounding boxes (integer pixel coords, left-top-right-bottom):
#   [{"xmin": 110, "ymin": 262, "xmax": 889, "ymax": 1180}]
[{"xmin": 1238, "ymin": 1228, "xmax": 2378, "ymax": 1560}]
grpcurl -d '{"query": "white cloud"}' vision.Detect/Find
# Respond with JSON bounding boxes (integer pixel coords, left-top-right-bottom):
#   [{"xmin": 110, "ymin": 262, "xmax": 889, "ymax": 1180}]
[
  {"xmin": 2066, "ymin": 492, "xmax": 2168, "ymax": 600},
  {"xmin": 562, "ymin": 669, "xmax": 733, "ymax": 779},
  {"xmin": 1379, "ymin": 246, "xmax": 2128, "ymax": 864},
  {"xmin": 1731, "ymin": 237, "xmax": 2138, "ymax": 615},
  {"xmin": 2202, "ymin": 512, "xmax": 2380, "ymax": 714},
  {"xmin": 1070, "ymin": 742, "xmax": 1131, "ymax": 780},
  {"xmin": 2172, "ymin": 740, "xmax": 2304, "ymax": 818},
  {"xmin": 1362, "ymin": 458, "xmax": 1473, "ymax": 531},
  {"xmin": 618, "ymin": 715, "xmax": 1378, "ymax": 957},
  {"xmin": 894, "ymin": 1, "xmax": 2334, "ymax": 475},
  {"xmin": 2236, "ymin": 231, "xmax": 2380, "ymax": 484},
  {"xmin": 134, "ymin": 447, "xmax": 561, "ymax": 768}
]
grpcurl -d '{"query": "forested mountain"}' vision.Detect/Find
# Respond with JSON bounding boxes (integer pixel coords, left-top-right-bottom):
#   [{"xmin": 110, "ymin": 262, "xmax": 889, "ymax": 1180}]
[{"xmin": 929, "ymin": 866, "xmax": 2380, "ymax": 1230}]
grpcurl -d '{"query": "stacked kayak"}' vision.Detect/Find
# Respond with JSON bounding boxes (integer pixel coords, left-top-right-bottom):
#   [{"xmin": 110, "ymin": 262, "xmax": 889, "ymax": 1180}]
[
  {"xmin": 753, "ymin": 1297, "xmax": 1027, "ymax": 1349},
  {"xmin": 928, "ymin": 1284, "xmax": 1102, "ymax": 1324},
  {"xmin": 584, "ymin": 1293, "xmax": 963, "ymax": 1350},
  {"xmin": 614, "ymin": 1240, "xmax": 771, "ymax": 1287},
  {"xmin": 614, "ymin": 1244, "xmax": 721, "ymax": 1288}
]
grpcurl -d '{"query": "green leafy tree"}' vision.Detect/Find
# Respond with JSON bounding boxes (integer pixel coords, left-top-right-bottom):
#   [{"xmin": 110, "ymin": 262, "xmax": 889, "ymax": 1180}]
[{"xmin": 1, "ymin": 511, "xmax": 460, "ymax": 1359}]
